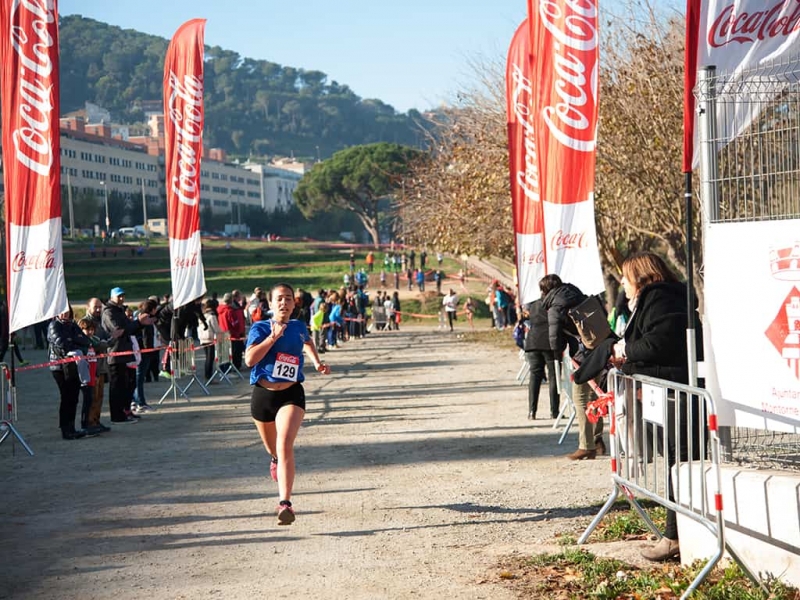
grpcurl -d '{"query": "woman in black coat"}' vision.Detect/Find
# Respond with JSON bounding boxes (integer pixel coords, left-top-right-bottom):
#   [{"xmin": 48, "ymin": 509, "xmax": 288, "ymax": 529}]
[
  {"xmin": 524, "ymin": 299, "xmax": 560, "ymax": 419},
  {"xmin": 611, "ymin": 251, "xmax": 703, "ymax": 562},
  {"xmin": 48, "ymin": 306, "xmax": 91, "ymax": 439}
]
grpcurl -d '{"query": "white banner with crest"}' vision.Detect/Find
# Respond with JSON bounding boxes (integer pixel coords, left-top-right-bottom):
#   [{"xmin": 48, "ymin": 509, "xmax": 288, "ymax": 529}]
[{"xmin": 704, "ymin": 219, "xmax": 800, "ymax": 430}]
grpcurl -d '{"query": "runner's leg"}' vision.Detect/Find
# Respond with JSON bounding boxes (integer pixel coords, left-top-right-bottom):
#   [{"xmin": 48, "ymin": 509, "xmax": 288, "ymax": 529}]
[
  {"xmin": 253, "ymin": 419, "xmax": 277, "ymax": 459},
  {"xmin": 274, "ymin": 404, "xmax": 305, "ymax": 502}
]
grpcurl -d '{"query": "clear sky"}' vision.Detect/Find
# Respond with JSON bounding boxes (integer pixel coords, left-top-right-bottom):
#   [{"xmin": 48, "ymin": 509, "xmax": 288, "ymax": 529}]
[{"xmin": 59, "ymin": 1, "xmax": 682, "ymax": 114}]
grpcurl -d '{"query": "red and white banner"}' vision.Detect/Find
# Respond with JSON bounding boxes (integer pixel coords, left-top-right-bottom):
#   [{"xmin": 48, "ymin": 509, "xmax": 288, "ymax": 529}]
[
  {"xmin": 529, "ymin": 0, "xmax": 604, "ymax": 295},
  {"xmin": 685, "ymin": 0, "xmax": 800, "ymax": 170},
  {"xmin": 164, "ymin": 18, "xmax": 207, "ymax": 309},
  {"xmin": 0, "ymin": 0, "xmax": 69, "ymax": 332},
  {"xmin": 507, "ymin": 19, "xmax": 546, "ymax": 306}
]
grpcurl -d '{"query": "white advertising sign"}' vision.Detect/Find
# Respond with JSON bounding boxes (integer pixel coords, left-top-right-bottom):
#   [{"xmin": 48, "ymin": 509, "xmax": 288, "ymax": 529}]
[{"xmin": 704, "ymin": 220, "xmax": 800, "ymax": 430}]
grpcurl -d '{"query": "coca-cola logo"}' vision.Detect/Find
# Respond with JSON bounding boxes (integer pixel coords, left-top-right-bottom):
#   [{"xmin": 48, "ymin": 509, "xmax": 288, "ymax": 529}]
[
  {"xmin": 9, "ymin": 0, "xmax": 57, "ymax": 177},
  {"xmin": 708, "ymin": 2, "xmax": 800, "ymax": 48},
  {"xmin": 11, "ymin": 248, "xmax": 56, "ymax": 272},
  {"xmin": 520, "ymin": 250, "xmax": 545, "ymax": 265},
  {"xmin": 174, "ymin": 252, "xmax": 199, "ymax": 269},
  {"xmin": 510, "ymin": 64, "xmax": 541, "ymax": 204},
  {"xmin": 539, "ymin": 0, "xmax": 598, "ymax": 153},
  {"xmin": 167, "ymin": 71, "xmax": 204, "ymax": 207},
  {"xmin": 550, "ymin": 229, "xmax": 587, "ymax": 250}
]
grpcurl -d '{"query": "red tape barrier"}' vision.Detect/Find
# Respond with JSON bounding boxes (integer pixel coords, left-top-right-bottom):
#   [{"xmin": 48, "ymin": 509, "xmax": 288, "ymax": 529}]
[{"xmin": 14, "ymin": 341, "xmax": 217, "ymax": 373}]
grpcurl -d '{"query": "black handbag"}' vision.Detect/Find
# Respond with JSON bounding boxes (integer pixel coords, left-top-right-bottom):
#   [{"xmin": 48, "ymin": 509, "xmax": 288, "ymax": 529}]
[{"xmin": 568, "ymin": 295, "xmax": 612, "ymax": 350}]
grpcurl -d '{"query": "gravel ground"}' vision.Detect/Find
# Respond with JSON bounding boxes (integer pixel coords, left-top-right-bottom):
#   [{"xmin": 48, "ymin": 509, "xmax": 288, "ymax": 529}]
[{"xmin": 0, "ymin": 325, "xmax": 623, "ymax": 600}]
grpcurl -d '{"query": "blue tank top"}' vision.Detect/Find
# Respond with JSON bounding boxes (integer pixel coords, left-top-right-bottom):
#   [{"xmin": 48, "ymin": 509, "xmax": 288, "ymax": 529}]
[{"xmin": 247, "ymin": 319, "xmax": 310, "ymax": 385}]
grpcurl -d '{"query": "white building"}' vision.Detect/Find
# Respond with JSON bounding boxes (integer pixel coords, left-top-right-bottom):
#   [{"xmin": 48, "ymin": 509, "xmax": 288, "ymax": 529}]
[{"xmin": 0, "ymin": 115, "xmax": 307, "ymax": 224}]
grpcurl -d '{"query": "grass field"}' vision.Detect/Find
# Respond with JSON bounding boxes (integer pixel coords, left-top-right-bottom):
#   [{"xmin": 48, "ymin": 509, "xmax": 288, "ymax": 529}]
[{"xmin": 62, "ymin": 238, "xmax": 495, "ymax": 322}]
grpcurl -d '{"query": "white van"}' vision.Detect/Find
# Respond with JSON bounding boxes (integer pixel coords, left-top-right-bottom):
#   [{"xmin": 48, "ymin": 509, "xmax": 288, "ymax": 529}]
[{"xmin": 119, "ymin": 227, "xmax": 137, "ymax": 237}]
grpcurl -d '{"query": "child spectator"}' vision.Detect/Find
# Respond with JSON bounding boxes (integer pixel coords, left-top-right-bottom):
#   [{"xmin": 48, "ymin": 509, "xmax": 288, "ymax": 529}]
[{"xmin": 77, "ymin": 317, "xmax": 103, "ymax": 436}]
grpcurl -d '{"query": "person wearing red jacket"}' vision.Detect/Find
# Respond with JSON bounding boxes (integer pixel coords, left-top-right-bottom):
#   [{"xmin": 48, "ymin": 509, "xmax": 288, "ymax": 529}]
[{"xmin": 219, "ymin": 291, "xmax": 246, "ymax": 369}]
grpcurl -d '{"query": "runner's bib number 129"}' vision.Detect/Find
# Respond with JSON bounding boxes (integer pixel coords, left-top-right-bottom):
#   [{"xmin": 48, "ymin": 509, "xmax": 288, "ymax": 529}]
[{"xmin": 273, "ymin": 352, "xmax": 300, "ymax": 382}]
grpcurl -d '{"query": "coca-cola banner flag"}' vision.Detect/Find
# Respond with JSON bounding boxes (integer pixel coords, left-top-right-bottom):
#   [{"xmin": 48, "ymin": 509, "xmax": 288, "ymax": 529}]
[
  {"xmin": 163, "ymin": 18, "xmax": 207, "ymax": 308},
  {"xmin": 530, "ymin": 0, "xmax": 604, "ymax": 294},
  {"xmin": 0, "ymin": 0, "xmax": 69, "ymax": 332},
  {"xmin": 685, "ymin": 0, "xmax": 800, "ymax": 170},
  {"xmin": 507, "ymin": 19, "xmax": 547, "ymax": 306}
]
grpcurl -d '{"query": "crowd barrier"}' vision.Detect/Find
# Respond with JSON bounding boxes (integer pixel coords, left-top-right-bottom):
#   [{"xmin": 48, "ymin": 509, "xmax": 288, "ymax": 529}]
[
  {"xmin": 205, "ymin": 331, "xmax": 241, "ymax": 386},
  {"xmin": 159, "ymin": 339, "xmax": 210, "ymax": 404},
  {"xmin": 515, "ymin": 351, "xmax": 577, "ymax": 444},
  {"xmin": 578, "ymin": 369, "xmax": 764, "ymax": 598},
  {"xmin": 0, "ymin": 363, "xmax": 33, "ymax": 456},
  {"xmin": 552, "ymin": 355, "xmax": 577, "ymax": 444}
]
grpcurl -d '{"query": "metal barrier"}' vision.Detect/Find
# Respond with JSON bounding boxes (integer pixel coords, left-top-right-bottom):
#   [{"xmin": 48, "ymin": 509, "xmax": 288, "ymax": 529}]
[
  {"xmin": 578, "ymin": 370, "xmax": 763, "ymax": 599},
  {"xmin": 515, "ymin": 349, "xmax": 529, "ymax": 385},
  {"xmin": 206, "ymin": 332, "xmax": 235, "ymax": 387},
  {"xmin": 518, "ymin": 350, "xmax": 576, "ymax": 443},
  {"xmin": 159, "ymin": 339, "xmax": 210, "ymax": 404},
  {"xmin": 221, "ymin": 332, "xmax": 244, "ymax": 382},
  {"xmin": 371, "ymin": 307, "xmax": 388, "ymax": 331},
  {"xmin": 552, "ymin": 354, "xmax": 576, "ymax": 445},
  {"xmin": 0, "ymin": 363, "xmax": 33, "ymax": 456}
]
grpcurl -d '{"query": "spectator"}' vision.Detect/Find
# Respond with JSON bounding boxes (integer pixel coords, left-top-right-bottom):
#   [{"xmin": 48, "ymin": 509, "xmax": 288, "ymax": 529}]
[
  {"xmin": 199, "ymin": 298, "xmax": 220, "ymax": 383},
  {"xmin": 611, "ymin": 251, "xmax": 703, "ymax": 562},
  {"xmin": 391, "ymin": 291, "xmax": 401, "ymax": 330},
  {"xmin": 524, "ymin": 298, "xmax": 560, "ymax": 420},
  {"xmin": 0, "ymin": 300, "xmax": 27, "ymax": 365},
  {"xmin": 366, "ymin": 250, "xmax": 375, "ymax": 272},
  {"xmin": 132, "ymin": 299, "xmax": 158, "ymax": 414},
  {"xmin": 48, "ymin": 306, "xmax": 92, "ymax": 439},
  {"xmin": 434, "ymin": 269, "xmax": 443, "ymax": 295},
  {"xmin": 84, "ymin": 298, "xmax": 111, "ymax": 431},
  {"xmin": 76, "ymin": 317, "xmax": 103, "ymax": 435},
  {"xmin": 102, "ymin": 287, "xmax": 151, "ymax": 424},
  {"xmin": 540, "ymin": 274, "xmax": 601, "ymax": 460}
]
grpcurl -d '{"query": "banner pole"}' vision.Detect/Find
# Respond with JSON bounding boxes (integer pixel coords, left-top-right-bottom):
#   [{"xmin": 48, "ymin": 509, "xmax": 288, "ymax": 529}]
[{"xmin": 685, "ymin": 171, "xmax": 697, "ymax": 388}]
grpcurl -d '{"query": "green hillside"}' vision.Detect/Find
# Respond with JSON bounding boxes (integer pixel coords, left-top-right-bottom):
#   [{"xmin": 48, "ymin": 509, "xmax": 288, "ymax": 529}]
[{"xmin": 58, "ymin": 15, "xmax": 425, "ymax": 160}]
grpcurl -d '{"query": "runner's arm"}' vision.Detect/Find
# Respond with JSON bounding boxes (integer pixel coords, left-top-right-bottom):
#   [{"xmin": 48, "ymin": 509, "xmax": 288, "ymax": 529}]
[{"xmin": 303, "ymin": 339, "xmax": 330, "ymax": 374}]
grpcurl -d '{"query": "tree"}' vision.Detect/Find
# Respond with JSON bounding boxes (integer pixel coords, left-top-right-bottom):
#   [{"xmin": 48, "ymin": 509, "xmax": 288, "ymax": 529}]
[
  {"xmin": 594, "ymin": 4, "xmax": 703, "ymax": 304},
  {"xmin": 402, "ymin": 55, "xmax": 512, "ymax": 258},
  {"xmin": 403, "ymin": 2, "xmax": 701, "ymax": 305},
  {"xmin": 294, "ymin": 142, "xmax": 422, "ymax": 247}
]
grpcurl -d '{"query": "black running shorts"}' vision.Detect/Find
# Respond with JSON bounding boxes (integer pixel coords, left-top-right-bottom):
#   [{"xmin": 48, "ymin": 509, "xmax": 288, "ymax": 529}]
[{"xmin": 250, "ymin": 383, "xmax": 306, "ymax": 422}]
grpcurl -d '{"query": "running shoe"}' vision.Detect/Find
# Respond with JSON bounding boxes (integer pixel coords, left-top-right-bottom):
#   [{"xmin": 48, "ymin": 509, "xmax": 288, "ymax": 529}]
[
  {"xmin": 159, "ymin": 370, "xmax": 173, "ymax": 379},
  {"xmin": 270, "ymin": 457, "xmax": 278, "ymax": 482},
  {"xmin": 277, "ymin": 503, "xmax": 295, "ymax": 526}
]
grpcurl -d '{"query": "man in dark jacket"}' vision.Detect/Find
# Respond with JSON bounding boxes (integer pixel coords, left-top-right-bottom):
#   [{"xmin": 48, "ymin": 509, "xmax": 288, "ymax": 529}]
[
  {"xmin": 540, "ymin": 274, "xmax": 604, "ymax": 460},
  {"xmin": 101, "ymin": 287, "xmax": 153, "ymax": 423}
]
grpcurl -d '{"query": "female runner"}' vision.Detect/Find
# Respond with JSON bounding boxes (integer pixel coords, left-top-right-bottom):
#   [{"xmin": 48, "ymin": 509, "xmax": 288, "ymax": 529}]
[{"xmin": 245, "ymin": 283, "xmax": 331, "ymax": 525}]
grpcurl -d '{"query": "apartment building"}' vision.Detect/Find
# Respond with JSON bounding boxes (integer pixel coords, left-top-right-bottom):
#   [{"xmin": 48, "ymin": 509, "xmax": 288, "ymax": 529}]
[{"xmin": 0, "ymin": 115, "xmax": 306, "ymax": 225}]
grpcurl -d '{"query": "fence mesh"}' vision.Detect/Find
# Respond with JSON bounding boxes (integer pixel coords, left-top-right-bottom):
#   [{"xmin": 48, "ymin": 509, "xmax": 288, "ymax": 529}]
[{"xmin": 696, "ymin": 53, "xmax": 800, "ymax": 470}]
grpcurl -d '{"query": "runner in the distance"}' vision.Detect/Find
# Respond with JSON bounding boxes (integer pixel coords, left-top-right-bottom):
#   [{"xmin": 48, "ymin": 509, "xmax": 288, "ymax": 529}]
[{"xmin": 245, "ymin": 283, "xmax": 331, "ymax": 525}]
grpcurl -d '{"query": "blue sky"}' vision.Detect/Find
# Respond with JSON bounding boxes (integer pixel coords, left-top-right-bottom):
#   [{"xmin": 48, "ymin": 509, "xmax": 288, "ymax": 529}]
[{"xmin": 59, "ymin": 0, "xmax": 682, "ymax": 114}]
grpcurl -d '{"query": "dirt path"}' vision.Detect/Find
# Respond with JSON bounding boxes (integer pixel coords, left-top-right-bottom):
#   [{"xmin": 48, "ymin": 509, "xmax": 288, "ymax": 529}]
[{"xmin": 0, "ymin": 326, "xmax": 616, "ymax": 600}]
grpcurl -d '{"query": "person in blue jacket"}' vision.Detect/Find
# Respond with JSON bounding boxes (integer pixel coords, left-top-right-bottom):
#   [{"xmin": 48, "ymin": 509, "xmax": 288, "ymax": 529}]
[{"xmin": 245, "ymin": 283, "xmax": 330, "ymax": 526}]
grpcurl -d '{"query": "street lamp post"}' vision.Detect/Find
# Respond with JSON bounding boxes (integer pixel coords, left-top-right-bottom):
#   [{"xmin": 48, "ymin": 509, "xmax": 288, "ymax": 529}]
[{"xmin": 100, "ymin": 181, "xmax": 110, "ymax": 237}]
